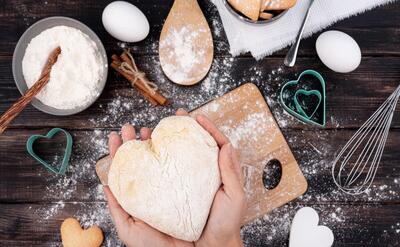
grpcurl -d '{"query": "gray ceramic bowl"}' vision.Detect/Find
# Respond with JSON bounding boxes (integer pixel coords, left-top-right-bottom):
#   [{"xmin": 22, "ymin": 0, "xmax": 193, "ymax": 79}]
[
  {"xmin": 12, "ymin": 16, "xmax": 108, "ymax": 116},
  {"xmin": 223, "ymin": 0, "xmax": 287, "ymax": 26}
]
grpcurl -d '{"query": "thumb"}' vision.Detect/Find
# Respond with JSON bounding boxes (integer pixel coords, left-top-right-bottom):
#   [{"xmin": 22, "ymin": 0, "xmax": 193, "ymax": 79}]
[
  {"xmin": 103, "ymin": 186, "xmax": 133, "ymax": 227},
  {"xmin": 218, "ymin": 143, "xmax": 242, "ymax": 196}
]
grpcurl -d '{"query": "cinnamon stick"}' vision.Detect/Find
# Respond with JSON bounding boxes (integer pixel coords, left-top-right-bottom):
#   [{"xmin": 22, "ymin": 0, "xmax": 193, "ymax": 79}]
[
  {"xmin": 111, "ymin": 61, "xmax": 158, "ymax": 105},
  {"xmin": 111, "ymin": 52, "xmax": 168, "ymax": 106},
  {"xmin": 119, "ymin": 52, "xmax": 164, "ymax": 104},
  {"xmin": 0, "ymin": 46, "xmax": 61, "ymax": 134},
  {"xmin": 111, "ymin": 55, "xmax": 158, "ymax": 105},
  {"xmin": 114, "ymin": 54, "xmax": 167, "ymax": 105}
]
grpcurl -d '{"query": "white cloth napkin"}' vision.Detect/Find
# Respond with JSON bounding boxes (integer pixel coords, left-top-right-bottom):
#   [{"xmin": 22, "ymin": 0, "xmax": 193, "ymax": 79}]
[{"xmin": 211, "ymin": 0, "xmax": 396, "ymax": 59}]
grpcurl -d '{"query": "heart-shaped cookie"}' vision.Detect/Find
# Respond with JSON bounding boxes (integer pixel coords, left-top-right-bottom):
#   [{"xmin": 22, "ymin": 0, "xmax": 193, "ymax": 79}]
[
  {"xmin": 289, "ymin": 207, "xmax": 334, "ymax": 247},
  {"xmin": 61, "ymin": 218, "xmax": 103, "ymax": 247},
  {"xmin": 280, "ymin": 70, "xmax": 326, "ymax": 127},
  {"xmin": 228, "ymin": 0, "xmax": 262, "ymax": 21},
  {"xmin": 26, "ymin": 128, "xmax": 73, "ymax": 175},
  {"xmin": 108, "ymin": 116, "xmax": 221, "ymax": 241}
]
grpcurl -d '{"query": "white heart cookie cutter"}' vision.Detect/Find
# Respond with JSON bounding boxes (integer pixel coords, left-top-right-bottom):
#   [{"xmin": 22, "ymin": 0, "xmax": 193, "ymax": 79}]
[{"xmin": 289, "ymin": 207, "xmax": 334, "ymax": 247}]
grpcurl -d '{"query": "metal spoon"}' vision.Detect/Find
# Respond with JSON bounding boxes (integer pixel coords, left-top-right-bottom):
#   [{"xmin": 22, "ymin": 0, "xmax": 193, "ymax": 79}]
[{"xmin": 284, "ymin": 0, "xmax": 315, "ymax": 67}]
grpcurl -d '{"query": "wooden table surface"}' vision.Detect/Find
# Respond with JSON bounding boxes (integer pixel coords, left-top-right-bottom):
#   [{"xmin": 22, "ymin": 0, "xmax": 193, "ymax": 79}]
[{"xmin": 1, "ymin": 1, "xmax": 400, "ymax": 246}]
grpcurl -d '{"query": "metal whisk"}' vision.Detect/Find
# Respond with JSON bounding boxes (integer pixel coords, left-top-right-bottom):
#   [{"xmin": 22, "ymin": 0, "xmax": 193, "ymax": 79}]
[{"xmin": 332, "ymin": 85, "xmax": 400, "ymax": 195}]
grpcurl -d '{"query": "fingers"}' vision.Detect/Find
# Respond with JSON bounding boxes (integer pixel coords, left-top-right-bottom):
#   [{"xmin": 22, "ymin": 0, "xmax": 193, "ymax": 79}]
[
  {"xmin": 176, "ymin": 108, "xmax": 189, "ymax": 116},
  {"xmin": 231, "ymin": 147, "xmax": 244, "ymax": 185},
  {"xmin": 103, "ymin": 186, "xmax": 133, "ymax": 226},
  {"xmin": 108, "ymin": 132, "xmax": 122, "ymax": 158},
  {"xmin": 218, "ymin": 143, "xmax": 243, "ymax": 197},
  {"xmin": 176, "ymin": 109, "xmax": 230, "ymax": 148},
  {"xmin": 110, "ymin": 124, "xmax": 150, "ymax": 159},
  {"xmin": 196, "ymin": 115, "xmax": 230, "ymax": 147},
  {"xmin": 140, "ymin": 127, "xmax": 152, "ymax": 140},
  {"xmin": 121, "ymin": 123, "xmax": 136, "ymax": 142}
]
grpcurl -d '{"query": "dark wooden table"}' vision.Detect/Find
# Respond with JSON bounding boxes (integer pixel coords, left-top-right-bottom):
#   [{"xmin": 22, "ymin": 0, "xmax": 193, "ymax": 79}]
[{"xmin": 1, "ymin": 1, "xmax": 400, "ymax": 246}]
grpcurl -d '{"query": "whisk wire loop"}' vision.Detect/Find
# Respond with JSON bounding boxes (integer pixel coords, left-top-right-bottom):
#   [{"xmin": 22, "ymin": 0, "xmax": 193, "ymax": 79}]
[{"xmin": 332, "ymin": 85, "xmax": 400, "ymax": 195}]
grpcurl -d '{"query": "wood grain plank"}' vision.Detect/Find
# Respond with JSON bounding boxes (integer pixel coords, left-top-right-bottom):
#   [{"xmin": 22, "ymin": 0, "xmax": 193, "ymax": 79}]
[
  {"xmin": 0, "ymin": 0, "xmax": 399, "ymax": 246},
  {"xmin": 0, "ymin": 202, "xmax": 399, "ymax": 246},
  {"xmin": 1, "ymin": 56, "xmax": 399, "ymax": 129},
  {"xmin": 0, "ymin": 1, "xmax": 399, "ymax": 57},
  {"xmin": 241, "ymin": 202, "xmax": 400, "ymax": 247},
  {"xmin": 0, "ymin": 129, "xmax": 399, "ymax": 203}
]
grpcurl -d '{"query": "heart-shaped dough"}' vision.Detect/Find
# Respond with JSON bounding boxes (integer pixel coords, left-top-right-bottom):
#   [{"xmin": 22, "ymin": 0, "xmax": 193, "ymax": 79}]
[
  {"xmin": 61, "ymin": 218, "xmax": 103, "ymax": 247},
  {"xmin": 108, "ymin": 116, "xmax": 220, "ymax": 241},
  {"xmin": 289, "ymin": 207, "xmax": 334, "ymax": 247}
]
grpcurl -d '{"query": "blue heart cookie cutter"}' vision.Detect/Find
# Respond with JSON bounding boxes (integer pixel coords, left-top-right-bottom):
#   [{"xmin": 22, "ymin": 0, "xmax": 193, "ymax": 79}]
[
  {"xmin": 26, "ymin": 128, "xmax": 73, "ymax": 175},
  {"xmin": 280, "ymin": 70, "xmax": 326, "ymax": 127}
]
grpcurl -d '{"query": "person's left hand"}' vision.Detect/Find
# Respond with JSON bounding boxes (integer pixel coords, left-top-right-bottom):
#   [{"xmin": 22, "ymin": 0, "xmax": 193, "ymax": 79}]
[{"xmin": 103, "ymin": 111, "xmax": 194, "ymax": 247}]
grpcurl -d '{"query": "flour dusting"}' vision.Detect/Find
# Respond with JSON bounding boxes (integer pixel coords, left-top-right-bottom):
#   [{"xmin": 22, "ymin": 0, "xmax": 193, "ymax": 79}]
[
  {"xmin": 32, "ymin": 11, "xmax": 400, "ymax": 247},
  {"xmin": 160, "ymin": 26, "xmax": 211, "ymax": 84}
]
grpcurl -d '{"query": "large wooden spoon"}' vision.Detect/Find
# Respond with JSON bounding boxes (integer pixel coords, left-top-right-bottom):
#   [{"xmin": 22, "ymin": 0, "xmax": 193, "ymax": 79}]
[{"xmin": 159, "ymin": 0, "xmax": 214, "ymax": 86}]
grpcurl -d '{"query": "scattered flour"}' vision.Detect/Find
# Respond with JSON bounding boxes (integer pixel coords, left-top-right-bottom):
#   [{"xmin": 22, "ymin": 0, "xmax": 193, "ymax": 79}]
[
  {"xmin": 32, "ymin": 9, "xmax": 399, "ymax": 247},
  {"xmin": 34, "ymin": 55, "xmax": 400, "ymax": 245},
  {"xmin": 90, "ymin": 55, "xmax": 238, "ymax": 128},
  {"xmin": 220, "ymin": 112, "xmax": 276, "ymax": 149},
  {"xmin": 159, "ymin": 26, "xmax": 211, "ymax": 84}
]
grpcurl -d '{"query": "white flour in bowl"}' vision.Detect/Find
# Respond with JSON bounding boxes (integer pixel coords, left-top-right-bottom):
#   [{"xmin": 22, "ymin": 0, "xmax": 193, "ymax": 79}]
[{"xmin": 22, "ymin": 25, "xmax": 104, "ymax": 110}]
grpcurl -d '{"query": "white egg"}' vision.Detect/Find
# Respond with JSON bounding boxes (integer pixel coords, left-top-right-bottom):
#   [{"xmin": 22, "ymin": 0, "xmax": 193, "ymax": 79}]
[
  {"xmin": 102, "ymin": 1, "xmax": 150, "ymax": 42},
  {"xmin": 316, "ymin": 30, "xmax": 361, "ymax": 73}
]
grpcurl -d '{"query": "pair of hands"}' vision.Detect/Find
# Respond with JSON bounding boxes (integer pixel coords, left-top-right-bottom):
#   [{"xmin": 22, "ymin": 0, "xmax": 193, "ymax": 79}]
[{"xmin": 103, "ymin": 109, "xmax": 246, "ymax": 247}]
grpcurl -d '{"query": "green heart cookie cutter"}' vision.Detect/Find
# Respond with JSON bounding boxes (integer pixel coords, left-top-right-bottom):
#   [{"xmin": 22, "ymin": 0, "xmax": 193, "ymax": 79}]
[
  {"xmin": 26, "ymin": 128, "xmax": 73, "ymax": 175},
  {"xmin": 280, "ymin": 70, "xmax": 326, "ymax": 127},
  {"xmin": 294, "ymin": 89, "xmax": 322, "ymax": 120}
]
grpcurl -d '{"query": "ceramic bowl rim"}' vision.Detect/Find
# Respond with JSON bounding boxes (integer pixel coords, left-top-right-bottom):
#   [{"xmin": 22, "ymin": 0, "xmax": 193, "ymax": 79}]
[
  {"xmin": 222, "ymin": 0, "xmax": 288, "ymax": 26},
  {"xmin": 12, "ymin": 16, "xmax": 108, "ymax": 116}
]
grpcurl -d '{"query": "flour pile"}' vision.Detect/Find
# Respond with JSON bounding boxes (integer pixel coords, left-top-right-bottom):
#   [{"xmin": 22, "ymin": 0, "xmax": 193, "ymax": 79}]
[{"xmin": 22, "ymin": 25, "xmax": 105, "ymax": 110}]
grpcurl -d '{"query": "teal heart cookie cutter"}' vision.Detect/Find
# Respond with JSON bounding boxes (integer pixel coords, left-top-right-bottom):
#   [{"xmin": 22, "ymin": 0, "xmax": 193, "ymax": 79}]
[
  {"xmin": 280, "ymin": 70, "xmax": 326, "ymax": 127},
  {"xmin": 26, "ymin": 128, "xmax": 73, "ymax": 175},
  {"xmin": 294, "ymin": 89, "xmax": 322, "ymax": 120}
]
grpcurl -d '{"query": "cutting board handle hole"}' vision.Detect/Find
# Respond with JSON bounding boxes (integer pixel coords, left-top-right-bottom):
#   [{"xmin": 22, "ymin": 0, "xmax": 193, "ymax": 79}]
[{"xmin": 263, "ymin": 159, "xmax": 282, "ymax": 190}]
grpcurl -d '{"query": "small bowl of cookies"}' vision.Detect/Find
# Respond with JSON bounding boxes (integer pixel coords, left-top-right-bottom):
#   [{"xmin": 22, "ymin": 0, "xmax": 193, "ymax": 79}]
[{"xmin": 224, "ymin": 0, "xmax": 297, "ymax": 25}]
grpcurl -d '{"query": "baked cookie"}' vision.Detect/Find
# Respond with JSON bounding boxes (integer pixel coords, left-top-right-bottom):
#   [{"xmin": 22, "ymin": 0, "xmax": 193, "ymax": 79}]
[
  {"xmin": 262, "ymin": 0, "xmax": 297, "ymax": 11},
  {"xmin": 61, "ymin": 218, "xmax": 103, "ymax": 247},
  {"xmin": 228, "ymin": 0, "xmax": 262, "ymax": 21},
  {"xmin": 259, "ymin": 12, "xmax": 274, "ymax": 20}
]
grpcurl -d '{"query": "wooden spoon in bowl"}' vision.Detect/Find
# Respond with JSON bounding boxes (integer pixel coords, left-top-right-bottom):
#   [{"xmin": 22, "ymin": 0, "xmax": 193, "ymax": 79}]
[
  {"xmin": 0, "ymin": 46, "xmax": 61, "ymax": 134},
  {"xmin": 159, "ymin": 0, "xmax": 214, "ymax": 86}
]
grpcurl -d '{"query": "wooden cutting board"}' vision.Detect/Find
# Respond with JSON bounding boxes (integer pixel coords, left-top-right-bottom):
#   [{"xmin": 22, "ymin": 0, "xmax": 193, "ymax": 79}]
[{"xmin": 96, "ymin": 83, "xmax": 307, "ymax": 225}]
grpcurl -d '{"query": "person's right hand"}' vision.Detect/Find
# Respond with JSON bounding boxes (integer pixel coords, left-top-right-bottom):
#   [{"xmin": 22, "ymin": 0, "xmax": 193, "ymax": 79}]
[{"xmin": 184, "ymin": 110, "xmax": 246, "ymax": 247}]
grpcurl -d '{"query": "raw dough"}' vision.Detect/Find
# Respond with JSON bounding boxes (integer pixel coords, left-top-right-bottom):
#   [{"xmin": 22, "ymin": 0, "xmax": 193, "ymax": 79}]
[{"xmin": 108, "ymin": 116, "xmax": 220, "ymax": 241}]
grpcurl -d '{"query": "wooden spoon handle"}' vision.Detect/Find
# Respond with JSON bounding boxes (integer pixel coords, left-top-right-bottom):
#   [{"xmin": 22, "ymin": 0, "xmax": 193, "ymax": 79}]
[
  {"xmin": 0, "ymin": 76, "xmax": 50, "ymax": 133},
  {"xmin": 0, "ymin": 47, "xmax": 61, "ymax": 134}
]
